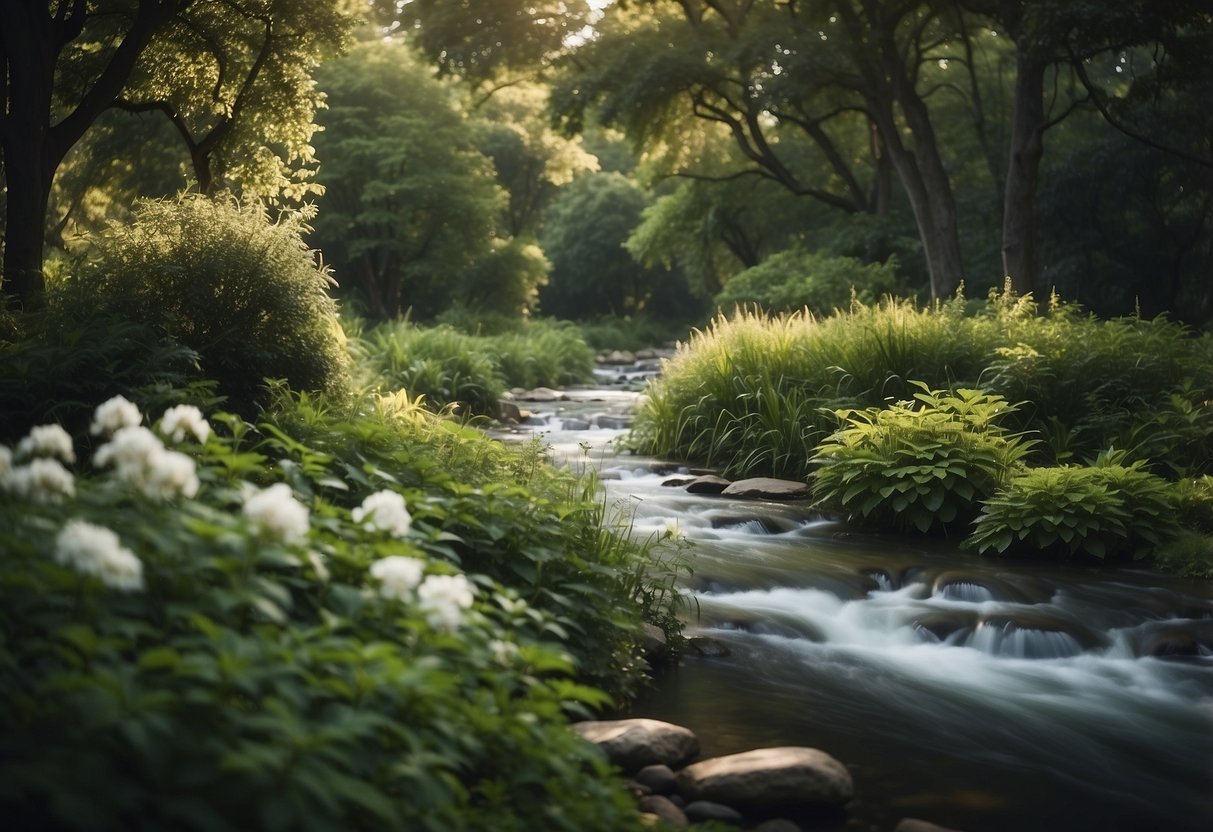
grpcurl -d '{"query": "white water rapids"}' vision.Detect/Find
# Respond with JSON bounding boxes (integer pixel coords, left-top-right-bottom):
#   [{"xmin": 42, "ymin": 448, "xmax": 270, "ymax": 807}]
[{"xmin": 499, "ymin": 389, "xmax": 1213, "ymax": 832}]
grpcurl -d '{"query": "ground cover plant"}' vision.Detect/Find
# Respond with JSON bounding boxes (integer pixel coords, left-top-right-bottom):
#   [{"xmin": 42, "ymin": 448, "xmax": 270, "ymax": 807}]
[
  {"xmin": 0, "ymin": 389, "xmax": 679, "ymax": 830},
  {"xmin": 630, "ymin": 290, "xmax": 1213, "ymax": 567}
]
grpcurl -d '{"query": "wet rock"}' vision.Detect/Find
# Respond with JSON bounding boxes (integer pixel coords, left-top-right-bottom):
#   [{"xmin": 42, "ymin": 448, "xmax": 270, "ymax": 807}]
[
  {"xmin": 641, "ymin": 623, "xmax": 670, "ymax": 665},
  {"xmin": 686, "ymin": 475, "xmax": 732, "ymax": 494},
  {"xmin": 638, "ymin": 795, "xmax": 688, "ymax": 827},
  {"xmin": 720, "ymin": 478, "xmax": 811, "ymax": 501},
  {"xmin": 662, "ymin": 477, "xmax": 696, "ymax": 488},
  {"xmin": 708, "ymin": 513, "xmax": 796, "ymax": 533},
  {"xmin": 595, "ymin": 414, "xmax": 634, "ymax": 430},
  {"xmin": 599, "ymin": 349, "xmax": 638, "ymax": 365},
  {"xmin": 684, "ymin": 800, "xmax": 744, "ymax": 824},
  {"xmin": 894, "ymin": 819, "xmax": 966, "ymax": 832},
  {"xmin": 634, "ymin": 764, "xmax": 679, "ymax": 795},
  {"xmin": 497, "ymin": 401, "xmax": 522, "ymax": 424},
  {"xmin": 572, "ymin": 718, "xmax": 700, "ymax": 773},
  {"xmin": 517, "ymin": 386, "xmax": 566, "ymax": 402},
  {"xmin": 687, "ymin": 636, "xmax": 731, "ymax": 657},
  {"xmin": 561, "ymin": 418, "xmax": 592, "ymax": 430},
  {"xmin": 677, "ymin": 747, "xmax": 853, "ymax": 811}
]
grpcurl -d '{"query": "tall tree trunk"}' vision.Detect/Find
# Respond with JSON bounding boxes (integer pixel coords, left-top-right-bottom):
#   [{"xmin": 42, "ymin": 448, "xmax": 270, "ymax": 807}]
[{"xmin": 1002, "ymin": 51, "xmax": 1046, "ymax": 297}]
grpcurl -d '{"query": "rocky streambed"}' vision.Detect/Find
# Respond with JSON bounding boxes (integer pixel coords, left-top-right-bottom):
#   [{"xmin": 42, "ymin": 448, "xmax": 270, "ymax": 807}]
[{"xmin": 496, "ymin": 360, "xmax": 1213, "ymax": 832}]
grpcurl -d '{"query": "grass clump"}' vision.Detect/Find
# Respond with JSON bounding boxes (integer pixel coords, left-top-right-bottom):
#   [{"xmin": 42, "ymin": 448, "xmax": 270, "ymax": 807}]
[
  {"xmin": 714, "ymin": 249, "xmax": 903, "ymax": 315},
  {"xmin": 354, "ymin": 319, "xmax": 594, "ymax": 414}
]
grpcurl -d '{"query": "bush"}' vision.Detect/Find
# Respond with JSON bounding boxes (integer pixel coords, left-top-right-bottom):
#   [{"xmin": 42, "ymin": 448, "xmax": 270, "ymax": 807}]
[
  {"xmin": 0, "ymin": 390, "xmax": 668, "ymax": 830},
  {"xmin": 56, "ymin": 196, "xmax": 351, "ymax": 413},
  {"xmin": 966, "ymin": 458, "xmax": 1177, "ymax": 560},
  {"xmin": 713, "ymin": 248, "xmax": 904, "ymax": 315},
  {"xmin": 812, "ymin": 385, "xmax": 1034, "ymax": 533}
]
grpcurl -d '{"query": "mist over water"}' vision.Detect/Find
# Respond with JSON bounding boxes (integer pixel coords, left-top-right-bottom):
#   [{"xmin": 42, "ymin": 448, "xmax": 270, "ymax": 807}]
[{"xmin": 504, "ymin": 394, "xmax": 1213, "ymax": 832}]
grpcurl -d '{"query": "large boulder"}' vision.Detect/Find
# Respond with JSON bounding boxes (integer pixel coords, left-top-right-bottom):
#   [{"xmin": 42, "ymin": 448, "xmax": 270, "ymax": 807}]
[
  {"xmin": 720, "ymin": 478, "xmax": 810, "ymax": 500},
  {"xmin": 677, "ymin": 747, "xmax": 852, "ymax": 811},
  {"xmin": 571, "ymin": 718, "xmax": 700, "ymax": 773},
  {"xmin": 686, "ymin": 475, "xmax": 732, "ymax": 495}
]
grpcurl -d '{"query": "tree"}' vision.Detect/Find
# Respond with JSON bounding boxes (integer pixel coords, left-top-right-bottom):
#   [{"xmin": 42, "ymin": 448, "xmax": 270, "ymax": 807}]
[
  {"xmin": 0, "ymin": 0, "xmax": 352, "ymax": 310},
  {"xmin": 540, "ymin": 172, "xmax": 677, "ymax": 318},
  {"xmin": 309, "ymin": 40, "xmax": 508, "ymax": 320}
]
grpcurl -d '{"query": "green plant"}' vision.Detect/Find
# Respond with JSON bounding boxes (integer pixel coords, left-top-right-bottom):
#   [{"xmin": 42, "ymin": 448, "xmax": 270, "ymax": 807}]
[
  {"xmin": 966, "ymin": 458, "xmax": 1177, "ymax": 559},
  {"xmin": 713, "ymin": 248, "xmax": 903, "ymax": 315},
  {"xmin": 812, "ymin": 385, "xmax": 1034, "ymax": 533},
  {"xmin": 56, "ymin": 196, "xmax": 351, "ymax": 413},
  {"xmin": 0, "ymin": 389, "xmax": 663, "ymax": 830}
]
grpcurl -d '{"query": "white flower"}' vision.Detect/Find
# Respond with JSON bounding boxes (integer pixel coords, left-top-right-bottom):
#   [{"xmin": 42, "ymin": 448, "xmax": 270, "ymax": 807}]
[
  {"xmin": 243, "ymin": 483, "xmax": 310, "ymax": 543},
  {"xmin": 54, "ymin": 520, "xmax": 144, "ymax": 592},
  {"xmin": 94, "ymin": 425, "xmax": 165, "ymax": 474},
  {"xmin": 352, "ymin": 490, "xmax": 412, "ymax": 537},
  {"xmin": 94, "ymin": 426, "xmax": 197, "ymax": 500},
  {"xmin": 306, "ymin": 551, "xmax": 330, "ymax": 582},
  {"xmin": 6, "ymin": 459, "xmax": 76, "ymax": 503},
  {"xmin": 158, "ymin": 405, "xmax": 210, "ymax": 444},
  {"xmin": 417, "ymin": 573, "xmax": 476, "ymax": 632},
  {"xmin": 16, "ymin": 424, "xmax": 75, "ymax": 463},
  {"xmin": 90, "ymin": 395, "xmax": 143, "ymax": 437},
  {"xmin": 369, "ymin": 555, "xmax": 425, "ymax": 601},
  {"xmin": 143, "ymin": 450, "xmax": 200, "ymax": 500},
  {"xmin": 490, "ymin": 639, "xmax": 519, "ymax": 665}
]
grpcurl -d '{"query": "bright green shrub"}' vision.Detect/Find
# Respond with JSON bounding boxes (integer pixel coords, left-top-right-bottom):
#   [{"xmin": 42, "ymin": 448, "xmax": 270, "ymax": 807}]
[
  {"xmin": 57, "ymin": 196, "xmax": 351, "ymax": 413},
  {"xmin": 812, "ymin": 386, "xmax": 1034, "ymax": 533},
  {"xmin": 491, "ymin": 323, "xmax": 596, "ymax": 390},
  {"xmin": 966, "ymin": 459, "xmax": 1177, "ymax": 559},
  {"xmin": 713, "ymin": 248, "xmax": 903, "ymax": 315},
  {"xmin": 0, "ymin": 392, "xmax": 660, "ymax": 830}
]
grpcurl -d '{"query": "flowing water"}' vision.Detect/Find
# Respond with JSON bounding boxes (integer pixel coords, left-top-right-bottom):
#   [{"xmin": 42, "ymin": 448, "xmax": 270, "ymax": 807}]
[{"xmin": 499, "ymin": 388, "xmax": 1213, "ymax": 832}]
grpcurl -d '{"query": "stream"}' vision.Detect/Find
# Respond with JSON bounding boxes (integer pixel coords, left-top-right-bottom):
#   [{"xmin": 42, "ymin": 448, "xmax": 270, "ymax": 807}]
[{"xmin": 496, "ymin": 385, "xmax": 1213, "ymax": 832}]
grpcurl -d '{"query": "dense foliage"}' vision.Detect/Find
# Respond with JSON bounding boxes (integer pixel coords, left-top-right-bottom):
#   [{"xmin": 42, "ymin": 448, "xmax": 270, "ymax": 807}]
[
  {"xmin": 631, "ymin": 292, "xmax": 1213, "ymax": 565},
  {"xmin": 0, "ymin": 387, "xmax": 675, "ymax": 830},
  {"xmin": 55, "ymin": 197, "xmax": 351, "ymax": 412}
]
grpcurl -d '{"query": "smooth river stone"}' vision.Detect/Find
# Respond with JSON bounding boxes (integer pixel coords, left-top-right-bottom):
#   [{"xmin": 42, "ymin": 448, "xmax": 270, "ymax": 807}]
[
  {"xmin": 720, "ymin": 477, "xmax": 810, "ymax": 500},
  {"xmin": 571, "ymin": 718, "xmax": 700, "ymax": 773},
  {"xmin": 677, "ymin": 746, "xmax": 853, "ymax": 810}
]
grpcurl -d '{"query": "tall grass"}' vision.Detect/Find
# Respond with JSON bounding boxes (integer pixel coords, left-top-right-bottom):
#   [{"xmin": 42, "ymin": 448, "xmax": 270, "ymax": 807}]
[
  {"xmin": 353, "ymin": 319, "xmax": 595, "ymax": 414},
  {"xmin": 631, "ymin": 291, "xmax": 1213, "ymax": 481}
]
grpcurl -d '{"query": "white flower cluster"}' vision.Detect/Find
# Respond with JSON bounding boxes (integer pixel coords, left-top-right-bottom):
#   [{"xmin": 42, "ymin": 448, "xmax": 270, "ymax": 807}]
[
  {"xmin": 159, "ymin": 404, "xmax": 211, "ymax": 444},
  {"xmin": 17, "ymin": 424, "xmax": 76, "ymax": 463},
  {"xmin": 352, "ymin": 489, "xmax": 412, "ymax": 537},
  {"xmin": 369, "ymin": 555, "xmax": 425, "ymax": 601},
  {"xmin": 416, "ymin": 573, "xmax": 476, "ymax": 632},
  {"xmin": 368, "ymin": 556, "xmax": 477, "ymax": 632},
  {"xmin": 2, "ymin": 424, "xmax": 76, "ymax": 503},
  {"xmin": 243, "ymin": 483, "xmax": 310, "ymax": 543},
  {"xmin": 54, "ymin": 519, "xmax": 144, "ymax": 592},
  {"xmin": 90, "ymin": 395, "xmax": 142, "ymax": 437},
  {"xmin": 94, "ymin": 426, "xmax": 199, "ymax": 501}
]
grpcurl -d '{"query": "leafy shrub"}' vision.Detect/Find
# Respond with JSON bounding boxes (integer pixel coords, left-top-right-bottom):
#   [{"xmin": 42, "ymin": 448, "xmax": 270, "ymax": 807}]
[
  {"xmin": 0, "ymin": 315, "xmax": 218, "ymax": 445},
  {"xmin": 714, "ymin": 248, "xmax": 903, "ymax": 315},
  {"xmin": 576, "ymin": 315, "xmax": 688, "ymax": 351},
  {"xmin": 57, "ymin": 196, "xmax": 351, "ymax": 413},
  {"xmin": 966, "ymin": 458, "xmax": 1177, "ymax": 560},
  {"xmin": 812, "ymin": 386, "xmax": 1034, "ymax": 533},
  {"xmin": 0, "ymin": 391, "xmax": 663, "ymax": 830}
]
